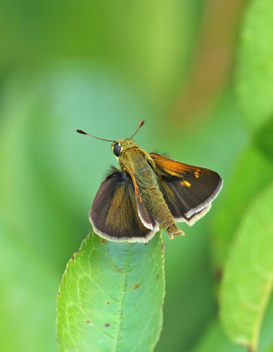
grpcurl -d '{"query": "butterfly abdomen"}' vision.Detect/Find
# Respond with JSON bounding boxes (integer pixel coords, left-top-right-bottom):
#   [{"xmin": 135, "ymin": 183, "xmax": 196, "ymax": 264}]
[
  {"xmin": 135, "ymin": 167, "xmax": 184, "ymax": 238},
  {"xmin": 143, "ymin": 186, "xmax": 184, "ymax": 238}
]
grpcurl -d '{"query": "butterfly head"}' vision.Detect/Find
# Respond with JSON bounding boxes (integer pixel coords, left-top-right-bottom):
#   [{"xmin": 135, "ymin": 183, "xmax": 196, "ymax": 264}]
[{"xmin": 111, "ymin": 139, "xmax": 137, "ymax": 158}]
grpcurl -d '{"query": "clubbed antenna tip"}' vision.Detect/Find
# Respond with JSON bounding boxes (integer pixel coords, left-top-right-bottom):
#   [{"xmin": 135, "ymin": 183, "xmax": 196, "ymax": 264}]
[
  {"xmin": 76, "ymin": 129, "xmax": 87, "ymax": 135},
  {"xmin": 129, "ymin": 120, "xmax": 146, "ymax": 139}
]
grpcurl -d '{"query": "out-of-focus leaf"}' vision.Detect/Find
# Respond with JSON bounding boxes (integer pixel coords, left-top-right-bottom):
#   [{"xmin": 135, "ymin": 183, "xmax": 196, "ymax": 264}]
[
  {"xmin": 0, "ymin": 0, "xmax": 193, "ymax": 107},
  {"xmin": 255, "ymin": 116, "xmax": 273, "ymax": 159},
  {"xmin": 259, "ymin": 294, "xmax": 273, "ymax": 352},
  {"xmin": 57, "ymin": 231, "xmax": 165, "ymax": 352},
  {"xmin": 0, "ymin": 73, "xmax": 81, "ymax": 266},
  {"xmin": 0, "ymin": 221, "xmax": 58, "ymax": 352},
  {"xmin": 237, "ymin": 0, "xmax": 273, "ymax": 131},
  {"xmin": 220, "ymin": 181, "xmax": 273, "ymax": 351},
  {"xmin": 211, "ymin": 146, "xmax": 273, "ymax": 270},
  {"xmin": 191, "ymin": 319, "xmax": 245, "ymax": 352}
]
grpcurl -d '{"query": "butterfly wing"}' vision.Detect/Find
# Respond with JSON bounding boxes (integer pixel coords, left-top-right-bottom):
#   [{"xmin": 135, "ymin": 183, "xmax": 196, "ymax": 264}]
[
  {"xmin": 90, "ymin": 167, "xmax": 159, "ymax": 242},
  {"xmin": 150, "ymin": 153, "xmax": 223, "ymax": 225}
]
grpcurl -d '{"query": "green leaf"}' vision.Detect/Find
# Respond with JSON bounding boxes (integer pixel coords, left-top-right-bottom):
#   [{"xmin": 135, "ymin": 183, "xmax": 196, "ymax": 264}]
[
  {"xmin": 57, "ymin": 231, "xmax": 165, "ymax": 352},
  {"xmin": 220, "ymin": 181, "xmax": 273, "ymax": 351},
  {"xmin": 237, "ymin": 0, "xmax": 273, "ymax": 131}
]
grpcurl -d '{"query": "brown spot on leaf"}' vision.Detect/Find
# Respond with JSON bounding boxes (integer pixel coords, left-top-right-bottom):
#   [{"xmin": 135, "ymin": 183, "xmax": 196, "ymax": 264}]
[
  {"xmin": 133, "ymin": 283, "xmax": 141, "ymax": 290},
  {"xmin": 157, "ymin": 274, "xmax": 159, "ymax": 280},
  {"xmin": 105, "ymin": 323, "xmax": 110, "ymax": 327},
  {"xmin": 101, "ymin": 240, "xmax": 105, "ymax": 244}
]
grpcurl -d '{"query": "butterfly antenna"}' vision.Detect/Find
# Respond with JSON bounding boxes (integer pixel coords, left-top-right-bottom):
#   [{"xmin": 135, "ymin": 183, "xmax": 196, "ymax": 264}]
[
  {"xmin": 76, "ymin": 129, "xmax": 115, "ymax": 142},
  {"xmin": 128, "ymin": 120, "xmax": 145, "ymax": 139}
]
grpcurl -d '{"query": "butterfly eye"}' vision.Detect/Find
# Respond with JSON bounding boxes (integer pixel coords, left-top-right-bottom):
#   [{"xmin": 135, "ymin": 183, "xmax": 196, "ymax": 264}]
[{"xmin": 113, "ymin": 143, "xmax": 122, "ymax": 157}]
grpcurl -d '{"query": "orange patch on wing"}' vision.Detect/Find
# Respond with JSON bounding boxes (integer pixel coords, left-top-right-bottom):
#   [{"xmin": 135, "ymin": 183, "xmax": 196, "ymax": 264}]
[
  {"xmin": 181, "ymin": 180, "xmax": 191, "ymax": 187},
  {"xmin": 194, "ymin": 170, "xmax": 200, "ymax": 178},
  {"xmin": 150, "ymin": 153, "xmax": 200, "ymax": 176},
  {"xmin": 152, "ymin": 155, "xmax": 189, "ymax": 173}
]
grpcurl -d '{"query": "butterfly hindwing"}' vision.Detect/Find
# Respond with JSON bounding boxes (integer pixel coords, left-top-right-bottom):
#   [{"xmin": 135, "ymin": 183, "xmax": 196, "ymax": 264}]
[
  {"xmin": 150, "ymin": 153, "xmax": 223, "ymax": 225},
  {"xmin": 90, "ymin": 167, "xmax": 158, "ymax": 242}
]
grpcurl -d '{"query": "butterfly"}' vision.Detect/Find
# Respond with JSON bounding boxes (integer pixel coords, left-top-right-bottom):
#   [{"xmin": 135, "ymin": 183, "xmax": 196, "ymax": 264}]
[{"xmin": 77, "ymin": 121, "xmax": 223, "ymax": 243}]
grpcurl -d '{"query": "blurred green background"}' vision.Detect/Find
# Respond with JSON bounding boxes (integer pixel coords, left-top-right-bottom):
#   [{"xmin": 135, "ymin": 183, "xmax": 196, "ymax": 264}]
[{"xmin": 1, "ymin": 0, "xmax": 273, "ymax": 351}]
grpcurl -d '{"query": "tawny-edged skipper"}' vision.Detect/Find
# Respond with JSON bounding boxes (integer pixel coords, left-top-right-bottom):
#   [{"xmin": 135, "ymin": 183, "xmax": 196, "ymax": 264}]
[{"xmin": 77, "ymin": 121, "xmax": 222, "ymax": 243}]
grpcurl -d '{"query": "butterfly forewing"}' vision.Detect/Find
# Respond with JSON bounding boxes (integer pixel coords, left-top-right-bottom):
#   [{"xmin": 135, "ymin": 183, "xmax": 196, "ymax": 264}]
[
  {"xmin": 90, "ymin": 167, "xmax": 158, "ymax": 242},
  {"xmin": 150, "ymin": 153, "xmax": 223, "ymax": 225}
]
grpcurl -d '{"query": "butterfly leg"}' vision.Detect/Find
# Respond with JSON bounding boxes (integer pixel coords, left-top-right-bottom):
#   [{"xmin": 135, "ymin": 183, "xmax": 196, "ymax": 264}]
[{"xmin": 166, "ymin": 224, "xmax": 185, "ymax": 239}]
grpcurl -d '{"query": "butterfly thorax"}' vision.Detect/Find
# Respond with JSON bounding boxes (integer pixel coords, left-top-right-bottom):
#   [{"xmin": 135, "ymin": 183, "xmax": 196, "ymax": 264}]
[{"xmin": 116, "ymin": 142, "xmax": 157, "ymax": 182}]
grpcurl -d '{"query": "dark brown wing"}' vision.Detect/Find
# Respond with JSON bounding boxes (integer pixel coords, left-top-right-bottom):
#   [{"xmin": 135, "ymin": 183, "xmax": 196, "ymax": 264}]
[
  {"xmin": 150, "ymin": 153, "xmax": 223, "ymax": 225},
  {"xmin": 90, "ymin": 167, "xmax": 159, "ymax": 242}
]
